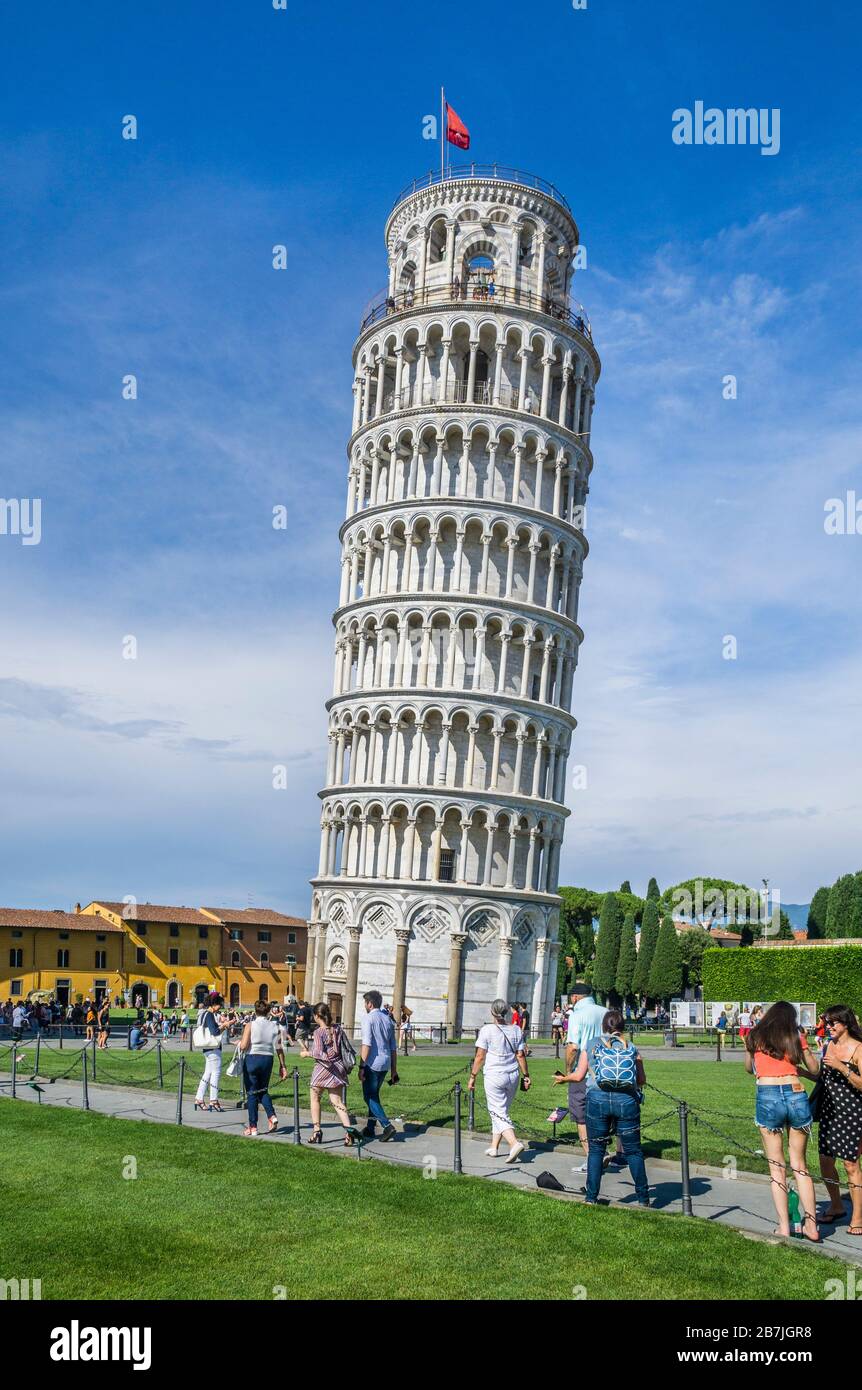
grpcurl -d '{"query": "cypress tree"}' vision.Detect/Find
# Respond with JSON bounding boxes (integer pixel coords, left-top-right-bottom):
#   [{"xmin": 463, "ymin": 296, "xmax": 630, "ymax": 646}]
[
  {"xmin": 775, "ymin": 909, "xmax": 794, "ymax": 940},
  {"xmin": 806, "ymin": 887, "xmax": 829, "ymax": 940},
  {"xmin": 647, "ymin": 917, "xmax": 683, "ymax": 1002},
  {"xmin": 619, "ymin": 880, "xmax": 632, "ymax": 895},
  {"xmin": 646, "ymin": 877, "xmax": 661, "ymax": 901},
  {"xmin": 615, "ymin": 912, "xmax": 638, "ymax": 1000},
  {"xmin": 826, "ymin": 874, "xmax": 856, "ymax": 937},
  {"xmin": 592, "ymin": 891, "xmax": 623, "ymax": 1002},
  {"xmin": 633, "ymin": 898, "xmax": 660, "ymax": 997}
]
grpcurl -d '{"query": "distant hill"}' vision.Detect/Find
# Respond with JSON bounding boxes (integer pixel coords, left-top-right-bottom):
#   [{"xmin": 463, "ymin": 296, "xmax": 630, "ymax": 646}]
[{"xmin": 782, "ymin": 903, "xmax": 810, "ymax": 932}]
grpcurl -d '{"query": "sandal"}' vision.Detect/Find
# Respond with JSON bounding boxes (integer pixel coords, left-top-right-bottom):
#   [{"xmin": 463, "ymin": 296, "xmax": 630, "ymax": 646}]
[
  {"xmin": 344, "ymin": 1132, "xmax": 355, "ymax": 1147},
  {"xmin": 193, "ymin": 1101, "xmax": 210, "ymax": 1112},
  {"xmin": 210, "ymin": 1100, "xmax": 224, "ymax": 1113},
  {"xmin": 307, "ymin": 1128, "xmax": 323, "ymax": 1145},
  {"xmin": 849, "ymin": 1226, "xmax": 862, "ymax": 1237}
]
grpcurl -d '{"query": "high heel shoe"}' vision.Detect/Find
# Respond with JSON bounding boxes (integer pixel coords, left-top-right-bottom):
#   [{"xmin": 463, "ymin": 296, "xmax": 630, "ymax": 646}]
[
  {"xmin": 193, "ymin": 1100, "xmax": 210, "ymax": 1112},
  {"xmin": 307, "ymin": 1128, "xmax": 323, "ymax": 1145},
  {"xmin": 210, "ymin": 1100, "xmax": 224, "ymax": 1112}
]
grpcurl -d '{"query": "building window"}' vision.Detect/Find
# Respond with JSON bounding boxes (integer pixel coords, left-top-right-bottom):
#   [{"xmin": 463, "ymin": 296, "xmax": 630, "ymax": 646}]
[
  {"xmin": 136, "ymin": 947, "xmax": 147, "ymax": 965},
  {"xmin": 439, "ymin": 849, "xmax": 455, "ymax": 882},
  {"xmin": 231, "ymin": 951, "xmax": 240, "ymax": 967},
  {"xmin": 59, "ymin": 932, "xmax": 70, "ymax": 941},
  {"xmin": 288, "ymin": 932, "xmax": 296, "ymax": 944},
  {"xmin": 259, "ymin": 952, "xmax": 269, "ymax": 966},
  {"xmin": 9, "ymin": 949, "xmax": 23, "ymax": 968},
  {"xmin": 286, "ymin": 954, "xmax": 296, "ymax": 965},
  {"xmin": 137, "ymin": 924, "xmax": 147, "ymax": 935},
  {"xmin": 11, "ymin": 930, "xmax": 22, "ymax": 939},
  {"xmin": 230, "ymin": 929, "xmax": 243, "ymax": 941},
  {"xmin": 169, "ymin": 925, "xmax": 180, "ymax": 937},
  {"xmin": 57, "ymin": 949, "xmax": 70, "ymax": 967},
  {"xmin": 257, "ymin": 931, "xmax": 271, "ymax": 943},
  {"xmin": 198, "ymin": 950, "xmax": 208, "ymax": 966},
  {"xmin": 169, "ymin": 949, "xmax": 179, "ymax": 966},
  {"xmin": 96, "ymin": 934, "xmax": 106, "ymax": 942},
  {"xmin": 95, "ymin": 951, "xmax": 106, "ymax": 969},
  {"xmin": 198, "ymin": 927, "xmax": 209, "ymax": 939},
  {"xmin": 11, "ymin": 980, "xmax": 22, "ymax": 996}
]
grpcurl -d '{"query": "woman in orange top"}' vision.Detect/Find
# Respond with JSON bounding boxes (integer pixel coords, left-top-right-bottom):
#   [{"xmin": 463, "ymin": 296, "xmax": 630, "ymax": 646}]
[{"xmin": 744, "ymin": 1000, "xmax": 821, "ymax": 1241}]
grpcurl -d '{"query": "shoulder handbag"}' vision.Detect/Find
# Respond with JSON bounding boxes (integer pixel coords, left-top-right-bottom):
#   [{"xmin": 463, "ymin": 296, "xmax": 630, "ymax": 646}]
[
  {"xmin": 807, "ymin": 1071, "xmax": 825, "ymax": 1123},
  {"xmin": 193, "ymin": 1009, "xmax": 222, "ymax": 1051},
  {"xmin": 495, "ymin": 1023, "xmax": 529, "ymax": 1090}
]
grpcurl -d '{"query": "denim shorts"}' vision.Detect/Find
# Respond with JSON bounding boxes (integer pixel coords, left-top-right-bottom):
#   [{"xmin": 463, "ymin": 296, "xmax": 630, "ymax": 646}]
[{"xmin": 755, "ymin": 1083, "xmax": 812, "ymax": 1133}]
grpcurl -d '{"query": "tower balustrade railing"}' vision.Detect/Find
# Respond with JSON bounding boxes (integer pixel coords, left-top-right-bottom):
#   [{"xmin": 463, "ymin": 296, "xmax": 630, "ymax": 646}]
[
  {"xmin": 390, "ymin": 164, "xmax": 573, "ymax": 214},
  {"xmin": 359, "ymin": 282, "xmax": 592, "ymax": 339}
]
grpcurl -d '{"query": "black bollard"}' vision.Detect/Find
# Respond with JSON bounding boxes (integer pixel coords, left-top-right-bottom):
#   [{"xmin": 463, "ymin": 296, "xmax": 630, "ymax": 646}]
[
  {"xmin": 33, "ymin": 1033, "xmax": 41, "ymax": 1078},
  {"xmin": 11, "ymin": 1045, "xmax": 17, "ymax": 1100},
  {"xmin": 716, "ymin": 1030, "xmax": 722, "ymax": 1063},
  {"xmin": 678, "ymin": 1100, "xmax": 693, "ymax": 1216},
  {"xmin": 453, "ymin": 1082, "xmax": 463, "ymax": 1174},
  {"xmin": 82, "ymin": 1048, "xmax": 89, "ymax": 1111},
  {"xmin": 467, "ymin": 1084, "xmax": 475, "ymax": 1132},
  {"xmin": 157, "ymin": 1039, "xmax": 164, "ymax": 1088},
  {"xmin": 59, "ymin": 1020, "xmax": 64, "ymax": 1050},
  {"xmin": 91, "ymin": 1035, "xmax": 97, "ymax": 1081},
  {"xmin": 292, "ymin": 1067, "xmax": 301, "ymax": 1145},
  {"xmin": 176, "ymin": 1057, "xmax": 185, "ymax": 1125}
]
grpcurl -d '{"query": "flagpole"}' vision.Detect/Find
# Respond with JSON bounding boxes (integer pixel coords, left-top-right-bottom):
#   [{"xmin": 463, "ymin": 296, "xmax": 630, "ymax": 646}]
[{"xmin": 440, "ymin": 86, "xmax": 445, "ymax": 182}]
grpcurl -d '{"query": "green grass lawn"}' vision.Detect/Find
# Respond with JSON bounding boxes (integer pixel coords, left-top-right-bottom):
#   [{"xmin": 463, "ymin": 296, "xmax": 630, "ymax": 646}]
[
  {"xmin": 0, "ymin": 1103, "xmax": 850, "ymax": 1301},
  {"xmin": 1, "ymin": 1039, "xmax": 819, "ymax": 1179}
]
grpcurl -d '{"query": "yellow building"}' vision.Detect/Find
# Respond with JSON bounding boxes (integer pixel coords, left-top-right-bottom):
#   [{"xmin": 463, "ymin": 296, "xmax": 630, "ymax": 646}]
[
  {"xmin": 0, "ymin": 908, "xmax": 126, "ymax": 1006},
  {"xmin": 80, "ymin": 901, "xmax": 307, "ymax": 1008},
  {"xmin": 1, "ymin": 902, "xmax": 308, "ymax": 1008}
]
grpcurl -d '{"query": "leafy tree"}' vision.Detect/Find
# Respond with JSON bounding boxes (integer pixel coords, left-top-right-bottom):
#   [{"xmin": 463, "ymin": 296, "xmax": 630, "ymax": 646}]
[
  {"xmin": 775, "ymin": 909, "xmax": 795, "ymax": 941},
  {"xmin": 825, "ymin": 873, "xmax": 862, "ymax": 938},
  {"xmin": 646, "ymin": 877, "xmax": 661, "ymax": 901},
  {"xmin": 662, "ymin": 877, "xmax": 759, "ymax": 925},
  {"xmin": 620, "ymin": 880, "xmax": 632, "ymax": 895},
  {"xmin": 806, "ymin": 887, "xmax": 829, "ymax": 940},
  {"xmin": 633, "ymin": 898, "xmax": 660, "ymax": 998},
  {"xmin": 615, "ymin": 912, "xmax": 638, "ymax": 1000},
  {"xmin": 593, "ymin": 892, "xmax": 624, "ymax": 1002},
  {"xmin": 677, "ymin": 926, "xmax": 714, "ymax": 991},
  {"xmin": 647, "ymin": 917, "xmax": 683, "ymax": 1002}
]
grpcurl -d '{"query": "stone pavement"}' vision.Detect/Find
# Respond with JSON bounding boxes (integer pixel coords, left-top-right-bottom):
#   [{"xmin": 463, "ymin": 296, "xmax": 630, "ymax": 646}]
[{"xmin": 3, "ymin": 1072, "xmax": 860, "ymax": 1267}]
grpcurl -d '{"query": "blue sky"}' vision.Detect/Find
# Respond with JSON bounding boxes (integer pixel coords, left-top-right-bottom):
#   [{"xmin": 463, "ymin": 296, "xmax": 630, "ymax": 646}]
[{"xmin": 1, "ymin": 0, "xmax": 861, "ymax": 913}]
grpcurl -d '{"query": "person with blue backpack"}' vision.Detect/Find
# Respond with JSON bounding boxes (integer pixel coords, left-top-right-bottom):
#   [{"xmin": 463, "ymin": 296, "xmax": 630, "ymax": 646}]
[{"xmin": 554, "ymin": 1007, "xmax": 650, "ymax": 1206}]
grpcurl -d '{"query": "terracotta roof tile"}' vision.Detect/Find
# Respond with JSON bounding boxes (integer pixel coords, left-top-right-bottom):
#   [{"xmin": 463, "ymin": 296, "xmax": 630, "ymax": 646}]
[
  {"xmin": 88, "ymin": 902, "xmax": 212, "ymax": 925},
  {"xmin": 202, "ymin": 907, "xmax": 306, "ymax": 928},
  {"xmin": 0, "ymin": 908, "xmax": 123, "ymax": 933}
]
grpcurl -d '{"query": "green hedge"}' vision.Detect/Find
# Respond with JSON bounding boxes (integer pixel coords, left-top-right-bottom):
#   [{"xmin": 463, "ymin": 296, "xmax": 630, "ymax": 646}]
[{"xmin": 702, "ymin": 945, "xmax": 862, "ymax": 1017}]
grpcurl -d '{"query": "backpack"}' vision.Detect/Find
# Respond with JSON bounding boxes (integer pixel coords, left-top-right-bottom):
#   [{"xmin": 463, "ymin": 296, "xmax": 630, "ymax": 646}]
[
  {"xmin": 592, "ymin": 1036, "xmax": 639, "ymax": 1094},
  {"xmin": 337, "ymin": 1026, "xmax": 357, "ymax": 1074}
]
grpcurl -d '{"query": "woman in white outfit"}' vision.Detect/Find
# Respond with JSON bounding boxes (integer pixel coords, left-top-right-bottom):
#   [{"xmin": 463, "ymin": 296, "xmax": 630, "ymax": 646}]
[
  {"xmin": 468, "ymin": 998, "xmax": 531, "ymax": 1163},
  {"xmin": 193, "ymin": 992, "xmax": 229, "ymax": 1113}
]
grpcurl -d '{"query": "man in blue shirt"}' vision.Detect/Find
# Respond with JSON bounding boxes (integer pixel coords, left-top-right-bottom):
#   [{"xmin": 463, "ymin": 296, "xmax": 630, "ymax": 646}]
[
  {"xmin": 358, "ymin": 990, "xmax": 399, "ymax": 1141},
  {"xmin": 551, "ymin": 984, "xmax": 608, "ymax": 1168}
]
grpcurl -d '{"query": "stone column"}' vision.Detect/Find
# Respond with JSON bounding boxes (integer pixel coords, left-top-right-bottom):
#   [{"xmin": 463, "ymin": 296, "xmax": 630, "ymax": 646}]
[
  {"xmin": 341, "ymin": 926, "xmax": 362, "ymax": 1036},
  {"xmin": 312, "ymin": 920, "xmax": 329, "ymax": 1004},
  {"xmin": 306, "ymin": 923, "xmax": 319, "ymax": 1000},
  {"xmin": 495, "ymin": 936, "xmax": 513, "ymax": 1002},
  {"xmin": 531, "ymin": 939, "xmax": 549, "ymax": 1033},
  {"xmin": 445, "ymin": 932, "xmax": 468, "ymax": 1037},
  {"xmin": 392, "ymin": 928, "xmax": 411, "ymax": 1020}
]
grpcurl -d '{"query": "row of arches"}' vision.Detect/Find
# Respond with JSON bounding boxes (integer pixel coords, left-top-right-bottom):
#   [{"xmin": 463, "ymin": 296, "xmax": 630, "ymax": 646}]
[
  {"xmin": 318, "ymin": 801, "xmax": 563, "ymax": 896},
  {"xmin": 352, "ymin": 319, "xmax": 595, "ymax": 440},
  {"xmin": 333, "ymin": 612, "xmax": 577, "ymax": 711},
  {"xmin": 340, "ymin": 515, "xmax": 583, "ymax": 619},
  {"xmin": 346, "ymin": 422, "xmax": 587, "ymax": 524},
  {"xmin": 326, "ymin": 704, "xmax": 570, "ymax": 804}
]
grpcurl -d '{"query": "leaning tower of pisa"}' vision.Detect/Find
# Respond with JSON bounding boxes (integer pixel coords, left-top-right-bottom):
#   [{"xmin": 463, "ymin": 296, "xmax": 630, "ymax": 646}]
[{"xmin": 307, "ymin": 165, "xmax": 600, "ymax": 1037}]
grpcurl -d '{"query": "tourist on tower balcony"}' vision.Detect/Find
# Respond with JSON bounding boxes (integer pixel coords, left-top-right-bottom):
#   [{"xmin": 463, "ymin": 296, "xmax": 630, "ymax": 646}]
[
  {"xmin": 469, "ymin": 998, "xmax": 531, "ymax": 1163},
  {"xmin": 358, "ymin": 989, "xmax": 399, "ymax": 1141}
]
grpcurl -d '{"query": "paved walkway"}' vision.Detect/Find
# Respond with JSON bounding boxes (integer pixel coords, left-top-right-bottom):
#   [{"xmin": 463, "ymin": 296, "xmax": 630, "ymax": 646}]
[{"xmin": 3, "ymin": 1072, "xmax": 859, "ymax": 1266}]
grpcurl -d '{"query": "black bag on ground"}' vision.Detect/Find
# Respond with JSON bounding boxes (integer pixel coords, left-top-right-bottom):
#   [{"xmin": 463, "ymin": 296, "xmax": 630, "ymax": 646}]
[{"xmin": 535, "ymin": 1170, "xmax": 566, "ymax": 1192}]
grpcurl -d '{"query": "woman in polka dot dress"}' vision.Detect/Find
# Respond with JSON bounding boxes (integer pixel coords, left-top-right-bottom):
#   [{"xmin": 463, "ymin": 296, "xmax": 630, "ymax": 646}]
[{"xmin": 817, "ymin": 1005, "xmax": 862, "ymax": 1235}]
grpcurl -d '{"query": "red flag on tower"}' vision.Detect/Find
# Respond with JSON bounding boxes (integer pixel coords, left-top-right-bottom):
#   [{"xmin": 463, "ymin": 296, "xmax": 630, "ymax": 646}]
[{"xmin": 446, "ymin": 103, "xmax": 470, "ymax": 151}]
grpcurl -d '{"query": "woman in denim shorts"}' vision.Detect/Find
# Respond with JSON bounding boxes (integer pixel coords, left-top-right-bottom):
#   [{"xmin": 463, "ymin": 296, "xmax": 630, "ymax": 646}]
[{"xmin": 744, "ymin": 1000, "xmax": 821, "ymax": 1242}]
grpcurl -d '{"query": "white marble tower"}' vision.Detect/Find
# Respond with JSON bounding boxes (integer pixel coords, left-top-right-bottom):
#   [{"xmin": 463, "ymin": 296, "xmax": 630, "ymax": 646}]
[{"xmin": 308, "ymin": 165, "xmax": 600, "ymax": 1036}]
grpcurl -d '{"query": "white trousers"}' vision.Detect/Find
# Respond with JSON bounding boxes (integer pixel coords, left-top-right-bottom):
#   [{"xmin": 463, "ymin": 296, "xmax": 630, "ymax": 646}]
[
  {"xmin": 484, "ymin": 1069, "xmax": 520, "ymax": 1135},
  {"xmin": 196, "ymin": 1049, "xmax": 222, "ymax": 1102}
]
